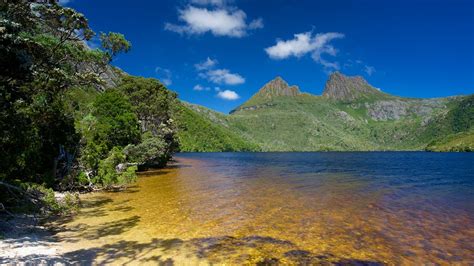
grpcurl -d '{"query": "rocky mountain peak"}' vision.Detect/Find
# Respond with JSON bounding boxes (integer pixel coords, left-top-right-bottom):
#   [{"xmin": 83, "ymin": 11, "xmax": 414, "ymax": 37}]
[
  {"xmin": 255, "ymin": 76, "xmax": 301, "ymax": 99},
  {"xmin": 323, "ymin": 72, "xmax": 382, "ymax": 101}
]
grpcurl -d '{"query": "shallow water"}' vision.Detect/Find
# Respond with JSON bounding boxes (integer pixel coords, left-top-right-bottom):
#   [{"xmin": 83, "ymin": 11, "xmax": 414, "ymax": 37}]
[{"xmin": 55, "ymin": 152, "xmax": 474, "ymax": 264}]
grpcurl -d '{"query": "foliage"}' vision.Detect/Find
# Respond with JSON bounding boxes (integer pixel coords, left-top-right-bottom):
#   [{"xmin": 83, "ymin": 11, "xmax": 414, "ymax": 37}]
[
  {"xmin": 117, "ymin": 75, "xmax": 179, "ymax": 156},
  {"xmin": 91, "ymin": 90, "xmax": 140, "ymax": 148},
  {"xmin": 95, "ymin": 147, "xmax": 137, "ymax": 187},
  {"xmin": 124, "ymin": 134, "xmax": 169, "ymax": 167},
  {"xmin": 0, "ymin": 0, "xmax": 133, "ymax": 190},
  {"xmin": 100, "ymin": 32, "xmax": 131, "ymax": 58},
  {"xmin": 179, "ymin": 92, "xmax": 473, "ymax": 152},
  {"xmin": 176, "ymin": 103, "xmax": 260, "ymax": 152},
  {"xmin": 421, "ymin": 95, "xmax": 474, "ymax": 145},
  {"xmin": 426, "ymin": 130, "xmax": 474, "ymax": 152},
  {"xmin": 0, "ymin": 181, "xmax": 79, "ymax": 214},
  {"xmin": 78, "ymin": 90, "xmax": 140, "ymax": 175}
]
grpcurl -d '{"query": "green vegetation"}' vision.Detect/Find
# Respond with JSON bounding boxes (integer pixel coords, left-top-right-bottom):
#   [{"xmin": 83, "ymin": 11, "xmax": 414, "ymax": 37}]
[
  {"xmin": 182, "ymin": 77, "xmax": 473, "ymax": 152},
  {"xmin": 1, "ymin": 0, "xmax": 472, "ymax": 215},
  {"xmin": 426, "ymin": 130, "xmax": 474, "ymax": 152},
  {"xmin": 176, "ymin": 103, "xmax": 260, "ymax": 151},
  {"xmin": 424, "ymin": 95, "xmax": 474, "ymax": 151},
  {"xmin": 0, "ymin": 1, "xmax": 179, "ymax": 212}
]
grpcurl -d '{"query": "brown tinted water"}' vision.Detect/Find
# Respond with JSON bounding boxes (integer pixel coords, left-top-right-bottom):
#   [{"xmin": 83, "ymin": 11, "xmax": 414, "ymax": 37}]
[{"xmin": 53, "ymin": 153, "xmax": 474, "ymax": 265}]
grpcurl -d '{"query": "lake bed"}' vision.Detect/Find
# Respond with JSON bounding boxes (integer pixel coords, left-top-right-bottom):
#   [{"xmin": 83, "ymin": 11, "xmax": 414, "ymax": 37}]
[{"xmin": 52, "ymin": 152, "xmax": 474, "ymax": 264}]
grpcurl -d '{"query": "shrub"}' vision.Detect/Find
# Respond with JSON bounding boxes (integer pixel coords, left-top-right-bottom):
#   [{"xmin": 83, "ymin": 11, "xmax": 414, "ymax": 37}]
[
  {"xmin": 124, "ymin": 134, "xmax": 169, "ymax": 167},
  {"xmin": 95, "ymin": 147, "xmax": 137, "ymax": 188}
]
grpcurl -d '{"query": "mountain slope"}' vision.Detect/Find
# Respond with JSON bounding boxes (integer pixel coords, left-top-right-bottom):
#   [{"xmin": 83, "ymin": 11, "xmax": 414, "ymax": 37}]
[
  {"xmin": 175, "ymin": 102, "xmax": 260, "ymax": 152},
  {"xmin": 231, "ymin": 76, "xmax": 301, "ymax": 113},
  {"xmin": 426, "ymin": 130, "xmax": 474, "ymax": 152},
  {"xmin": 178, "ymin": 73, "xmax": 472, "ymax": 152},
  {"xmin": 322, "ymin": 72, "xmax": 392, "ymax": 101}
]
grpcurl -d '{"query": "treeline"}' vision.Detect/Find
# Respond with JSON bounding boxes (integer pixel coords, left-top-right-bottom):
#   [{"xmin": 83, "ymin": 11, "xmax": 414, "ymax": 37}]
[{"xmin": 1, "ymin": 1, "xmax": 178, "ymax": 211}]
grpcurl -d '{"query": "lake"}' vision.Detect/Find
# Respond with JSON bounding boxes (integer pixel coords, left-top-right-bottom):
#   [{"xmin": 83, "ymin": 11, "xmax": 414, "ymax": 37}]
[{"xmin": 55, "ymin": 152, "xmax": 474, "ymax": 264}]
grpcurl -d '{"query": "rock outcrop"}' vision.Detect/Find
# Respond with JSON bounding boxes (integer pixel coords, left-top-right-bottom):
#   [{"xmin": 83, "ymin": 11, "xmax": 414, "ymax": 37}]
[
  {"xmin": 254, "ymin": 76, "xmax": 301, "ymax": 99},
  {"xmin": 322, "ymin": 72, "xmax": 383, "ymax": 101},
  {"xmin": 230, "ymin": 76, "xmax": 301, "ymax": 113}
]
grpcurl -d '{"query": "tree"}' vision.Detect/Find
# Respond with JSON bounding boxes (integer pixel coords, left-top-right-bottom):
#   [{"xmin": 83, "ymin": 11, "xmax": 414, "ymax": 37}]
[
  {"xmin": 100, "ymin": 32, "xmax": 131, "ymax": 59},
  {"xmin": 79, "ymin": 90, "xmax": 140, "ymax": 171},
  {"xmin": 0, "ymin": 1, "xmax": 132, "ymax": 186},
  {"xmin": 117, "ymin": 76, "xmax": 179, "ymax": 158}
]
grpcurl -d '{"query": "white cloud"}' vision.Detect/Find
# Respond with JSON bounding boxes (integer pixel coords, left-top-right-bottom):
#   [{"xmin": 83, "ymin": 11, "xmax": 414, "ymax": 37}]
[
  {"xmin": 195, "ymin": 58, "xmax": 245, "ymax": 85},
  {"xmin": 155, "ymin": 67, "xmax": 173, "ymax": 86},
  {"xmin": 265, "ymin": 32, "xmax": 315, "ymax": 59},
  {"xmin": 265, "ymin": 31, "xmax": 344, "ymax": 71},
  {"xmin": 202, "ymin": 69, "xmax": 245, "ymax": 85},
  {"xmin": 248, "ymin": 18, "xmax": 264, "ymax": 30},
  {"xmin": 193, "ymin": 84, "xmax": 211, "ymax": 91},
  {"xmin": 165, "ymin": 6, "xmax": 263, "ymax": 38},
  {"xmin": 195, "ymin": 57, "xmax": 218, "ymax": 70},
  {"xmin": 217, "ymin": 89, "xmax": 240, "ymax": 100},
  {"xmin": 364, "ymin": 65, "xmax": 376, "ymax": 76}
]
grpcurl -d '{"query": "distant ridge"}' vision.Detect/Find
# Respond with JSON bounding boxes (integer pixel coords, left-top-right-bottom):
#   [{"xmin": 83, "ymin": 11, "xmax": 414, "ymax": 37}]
[
  {"xmin": 179, "ymin": 72, "xmax": 472, "ymax": 152},
  {"xmin": 232, "ymin": 72, "xmax": 392, "ymax": 113}
]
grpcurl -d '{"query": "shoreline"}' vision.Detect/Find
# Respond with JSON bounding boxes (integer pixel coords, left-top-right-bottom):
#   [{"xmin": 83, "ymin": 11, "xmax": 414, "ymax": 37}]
[
  {"xmin": 0, "ymin": 214, "xmax": 65, "ymax": 264},
  {"xmin": 1, "ymin": 154, "xmax": 473, "ymax": 264}
]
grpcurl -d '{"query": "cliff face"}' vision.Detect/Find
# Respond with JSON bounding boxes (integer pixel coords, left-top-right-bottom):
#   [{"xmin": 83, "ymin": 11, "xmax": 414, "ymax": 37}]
[
  {"xmin": 322, "ymin": 72, "xmax": 385, "ymax": 101},
  {"xmin": 231, "ymin": 76, "xmax": 301, "ymax": 113},
  {"xmin": 254, "ymin": 76, "xmax": 301, "ymax": 99}
]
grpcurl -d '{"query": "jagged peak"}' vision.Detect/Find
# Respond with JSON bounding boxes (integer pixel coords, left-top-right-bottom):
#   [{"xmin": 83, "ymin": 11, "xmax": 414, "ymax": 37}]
[
  {"xmin": 255, "ymin": 76, "xmax": 301, "ymax": 99},
  {"xmin": 323, "ymin": 72, "xmax": 384, "ymax": 101},
  {"xmin": 229, "ymin": 76, "xmax": 301, "ymax": 114}
]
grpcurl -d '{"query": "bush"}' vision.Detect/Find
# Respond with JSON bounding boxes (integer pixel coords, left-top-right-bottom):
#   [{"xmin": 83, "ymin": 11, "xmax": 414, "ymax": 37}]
[
  {"xmin": 95, "ymin": 147, "xmax": 137, "ymax": 188},
  {"xmin": 77, "ymin": 90, "xmax": 141, "ymax": 181},
  {"xmin": 124, "ymin": 134, "xmax": 169, "ymax": 167},
  {"xmin": 21, "ymin": 183, "xmax": 79, "ymax": 214}
]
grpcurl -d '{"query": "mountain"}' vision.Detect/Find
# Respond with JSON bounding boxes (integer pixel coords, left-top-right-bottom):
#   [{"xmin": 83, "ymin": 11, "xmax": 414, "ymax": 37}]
[
  {"xmin": 178, "ymin": 73, "xmax": 472, "ymax": 151},
  {"xmin": 322, "ymin": 71, "xmax": 390, "ymax": 101},
  {"xmin": 231, "ymin": 76, "xmax": 301, "ymax": 113},
  {"xmin": 175, "ymin": 102, "xmax": 260, "ymax": 152}
]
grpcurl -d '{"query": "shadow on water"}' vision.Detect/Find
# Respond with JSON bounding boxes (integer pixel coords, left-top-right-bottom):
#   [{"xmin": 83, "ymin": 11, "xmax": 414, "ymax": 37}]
[
  {"xmin": 33, "ymin": 233, "xmax": 385, "ymax": 265},
  {"xmin": 31, "ymin": 222, "xmax": 385, "ymax": 265},
  {"xmin": 2, "ymin": 209, "xmax": 385, "ymax": 265},
  {"xmin": 137, "ymin": 163, "xmax": 192, "ymax": 178},
  {"xmin": 0, "ymin": 161, "xmax": 390, "ymax": 265}
]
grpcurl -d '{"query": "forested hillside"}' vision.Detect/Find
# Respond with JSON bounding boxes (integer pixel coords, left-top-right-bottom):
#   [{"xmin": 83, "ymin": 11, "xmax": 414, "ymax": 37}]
[{"xmin": 176, "ymin": 103, "xmax": 259, "ymax": 152}]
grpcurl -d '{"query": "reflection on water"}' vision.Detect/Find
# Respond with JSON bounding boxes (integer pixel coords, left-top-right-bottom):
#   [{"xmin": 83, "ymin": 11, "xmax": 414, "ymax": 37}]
[{"xmin": 54, "ymin": 152, "xmax": 474, "ymax": 264}]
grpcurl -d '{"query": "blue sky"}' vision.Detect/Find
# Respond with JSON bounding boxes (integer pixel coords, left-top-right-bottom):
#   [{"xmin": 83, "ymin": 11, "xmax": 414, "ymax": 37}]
[{"xmin": 66, "ymin": 0, "xmax": 473, "ymax": 113}]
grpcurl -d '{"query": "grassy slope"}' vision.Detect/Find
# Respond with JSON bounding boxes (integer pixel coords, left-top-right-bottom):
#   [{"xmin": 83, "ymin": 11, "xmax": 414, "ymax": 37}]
[
  {"xmin": 176, "ymin": 93, "xmax": 472, "ymax": 152},
  {"xmin": 228, "ymin": 94, "xmax": 459, "ymax": 151},
  {"xmin": 426, "ymin": 130, "xmax": 474, "ymax": 151},
  {"xmin": 228, "ymin": 95, "xmax": 378, "ymax": 151},
  {"xmin": 423, "ymin": 95, "xmax": 474, "ymax": 151},
  {"xmin": 175, "ymin": 103, "xmax": 260, "ymax": 152}
]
